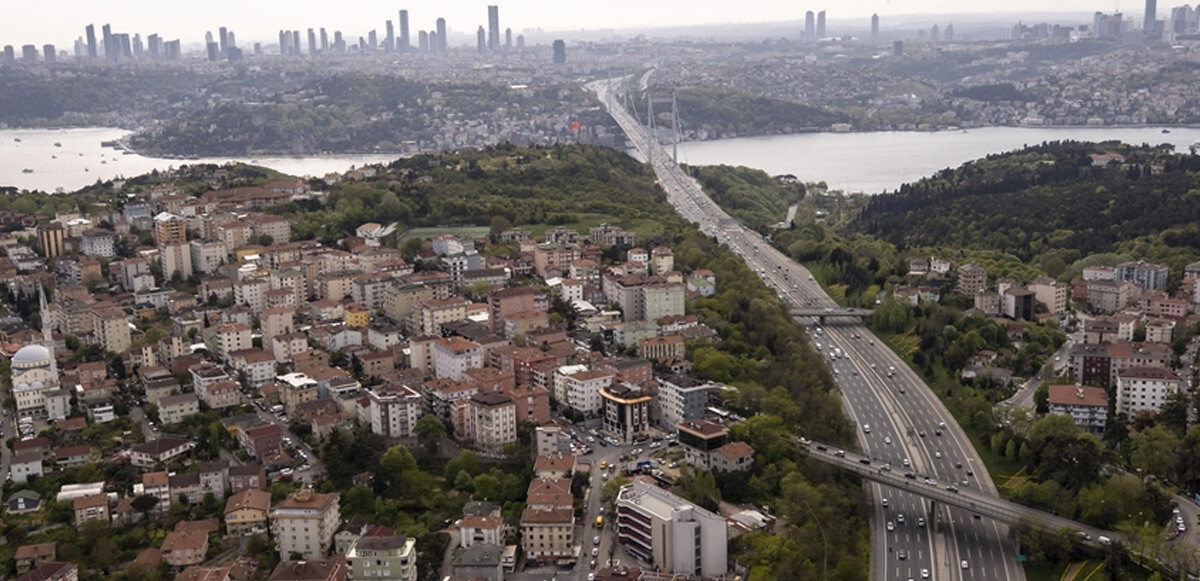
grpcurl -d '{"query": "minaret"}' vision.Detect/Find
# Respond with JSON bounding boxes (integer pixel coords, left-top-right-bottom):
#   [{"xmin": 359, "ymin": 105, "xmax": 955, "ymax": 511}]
[{"xmin": 39, "ymin": 284, "xmax": 57, "ymax": 379}]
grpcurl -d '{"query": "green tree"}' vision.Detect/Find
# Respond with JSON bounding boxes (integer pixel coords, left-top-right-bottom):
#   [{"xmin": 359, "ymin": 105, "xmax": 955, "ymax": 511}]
[
  {"xmin": 1034, "ymin": 383, "xmax": 1050, "ymax": 414},
  {"xmin": 415, "ymin": 414, "xmax": 446, "ymax": 455},
  {"xmin": 1130, "ymin": 424, "xmax": 1180, "ymax": 479},
  {"xmin": 131, "ymin": 494, "xmax": 159, "ymax": 521},
  {"xmin": 380, "ymin": 444, "xmax": 418, "ymax": 497}
]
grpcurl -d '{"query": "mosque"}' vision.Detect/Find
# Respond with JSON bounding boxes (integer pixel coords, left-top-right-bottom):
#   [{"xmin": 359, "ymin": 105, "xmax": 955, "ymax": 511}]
[{"xmin": 11, "ymin": 285, "xmax": 60, "ymax": 419}]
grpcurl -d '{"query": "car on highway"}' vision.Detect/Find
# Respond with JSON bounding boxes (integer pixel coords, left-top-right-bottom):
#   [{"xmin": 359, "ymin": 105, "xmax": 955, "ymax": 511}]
[
  {"xmin": 961, "ymin": 560, "xmax": 969, "ymax": 569},
  {"xmin": 898, "ymin": 549, "xmax": 907, "ymax": 560},
  {"xmin": 896, "ymin": 514, "xmax": 904, "ymax": 524},
  {"xmin": 887, "ymin": 521, "xmax": 894, "ymax": 531},
  {"xmin": 922, "ymin": 569, "xmax": 930, "ymax": 579},
  {"xmin": 934, "ymin": 451, "xmax": 942, "ymax": 458},
  {"xmin": 884, "ymin": 436, "xmax": 892, "ymax": 445},
  {"xmin": 594, "ymin": 536, "xmax": 600, "ymax": 545},
  {"xmin": 917, "ymin": 517, "xmax": 925, "ymax": 527}
]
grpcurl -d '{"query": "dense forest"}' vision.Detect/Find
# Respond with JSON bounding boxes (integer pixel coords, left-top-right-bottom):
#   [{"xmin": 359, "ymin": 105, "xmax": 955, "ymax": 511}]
[
  {"xmin": 682, "ymin": 164, "xmax": 806, "ymax": 227},
  {"xmin": 852, "ymin": 140, "xmax": 1200, "ymax": 274}
]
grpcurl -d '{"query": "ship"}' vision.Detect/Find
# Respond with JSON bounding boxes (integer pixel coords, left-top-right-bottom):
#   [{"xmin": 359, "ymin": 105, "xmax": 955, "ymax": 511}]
[
  {"xmin": 54, "ymin": 141, "xmax": 62, "ymax": 147},
  {"xmin": 1162, "ymin": 129, "xmax": 1170, "ymax": 134},
  {"xmin": 21, "ymin": 168, "xmax": 33, "ymax": 173}
]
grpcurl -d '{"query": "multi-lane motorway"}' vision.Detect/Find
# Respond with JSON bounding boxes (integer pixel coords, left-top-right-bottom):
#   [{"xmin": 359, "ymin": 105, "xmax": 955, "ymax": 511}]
[{"xmin": 590, "ymin": 76, "xmax": 1024, "ymax": 581}]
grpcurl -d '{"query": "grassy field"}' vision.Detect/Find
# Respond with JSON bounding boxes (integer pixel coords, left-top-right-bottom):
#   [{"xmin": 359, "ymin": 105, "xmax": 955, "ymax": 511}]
[{"xmin": 400, "ymin": 226, "xmax": 491, "ymax": 241}]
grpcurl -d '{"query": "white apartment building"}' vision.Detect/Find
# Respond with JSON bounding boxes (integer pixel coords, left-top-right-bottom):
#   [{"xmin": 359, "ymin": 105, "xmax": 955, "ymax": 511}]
[
  {"xmin": 467, "ymin": 392, "xmax": 517, "ymax": 453},
  {"xmin": 271, "ymin": 489, "xmax": 340, "ymax": 560},
  {"xmin": 346, "ymin": 535, "xmax": 417, "ymax": 581},
  {"xmin": 562, "ymin": 369, "xmax": 612, "ymax": 415},
  {"xmin": 1117, "ymin": 366, "xmax": 1181, "ymax": 416},
  {"xmin": 367, "ymin": 384, "xmax": 424, "ymax": 439},
  {"xmin": 615, "ymin": 480, "xmax": 728, "ymax": 577},
  {"xmin": 432, "ymin": 337, "xmax": 485, "ymax": 382}
]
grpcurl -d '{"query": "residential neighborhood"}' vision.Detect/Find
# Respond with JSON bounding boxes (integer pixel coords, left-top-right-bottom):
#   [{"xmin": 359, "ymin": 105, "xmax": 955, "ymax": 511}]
[{"xmin": 0, "ymin": 163, "xmax": 754, "ymax": 581}]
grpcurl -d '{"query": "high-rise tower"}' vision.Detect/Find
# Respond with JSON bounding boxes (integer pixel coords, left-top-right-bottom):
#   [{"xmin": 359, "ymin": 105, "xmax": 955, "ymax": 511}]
[
  {"xmin": 436, "ymin": 18, "xmax": 447, "ymax": 52},
  {"xmin": 399, "ymin": 10, "xmax": 410, "ymax": 51},
  {"xmin": 488, "ymin": 5, "xmax": 500, "ymax": 51},
  {"xmin": 817, "ymin": 10, "xmax": 826, "ymax": 39},
  {"xmin": 804, "ymin": 11, "xmax": 815, "ymax": 41},
  {"xmin": 85, "ymin": 24, "xmax": 98, "ymax": 58},
  {"xmin": 1145, "ymin": 0, "xmax": 1159, "ymax": 38}
]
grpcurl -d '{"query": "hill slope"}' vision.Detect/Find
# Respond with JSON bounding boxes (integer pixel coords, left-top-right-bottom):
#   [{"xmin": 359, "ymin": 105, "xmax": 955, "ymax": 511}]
[{"xmin": 850, "ymin": 141, "xmax": 1200, "ymax": 267}]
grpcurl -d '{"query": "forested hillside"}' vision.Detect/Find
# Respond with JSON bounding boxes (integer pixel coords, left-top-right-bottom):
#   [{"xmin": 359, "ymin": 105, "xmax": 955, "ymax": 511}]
[
  {"xmin": 682, "ymin": 164, "xmax": 806, "ymax": 227},
  {"xmin": 852, "ymin": 141, "xmax": 1200, "ymax": 270}
]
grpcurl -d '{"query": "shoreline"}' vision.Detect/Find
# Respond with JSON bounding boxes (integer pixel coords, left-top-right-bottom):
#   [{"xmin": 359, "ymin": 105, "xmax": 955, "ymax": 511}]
[{"xmin": 12, "ymin": 121, "xmax": 1198, "ymax": 159}]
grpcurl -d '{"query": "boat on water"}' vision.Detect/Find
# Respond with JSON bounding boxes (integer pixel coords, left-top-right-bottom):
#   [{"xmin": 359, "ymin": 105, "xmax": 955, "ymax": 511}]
[
  {"xmin": 13, "ymin": 138, "xmax": 21, "ymax": 142},
  {"xmin": 54, "ymin": 142, "xmax": 62, "ymax": 147},
  {"xmin": 1162, "ymin": 129, "xmax": 1171, "ymax": 134},
  {"xmin": 21, "ymin": 168, "xmax": 33, "ymax": 173}
]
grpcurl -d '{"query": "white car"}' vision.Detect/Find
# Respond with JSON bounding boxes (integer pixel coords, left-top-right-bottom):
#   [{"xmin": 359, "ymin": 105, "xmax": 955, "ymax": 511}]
[
  {"xmin": 922, "ymin": 568, "xmax": 930, "ymax": 579},
  {"xmin": 935, "ymin": 451, "xmax": 942, "ymax": 458},
  {"xmin": 961, "ymin": 560, "xmax": 969, "ymax": 569}
]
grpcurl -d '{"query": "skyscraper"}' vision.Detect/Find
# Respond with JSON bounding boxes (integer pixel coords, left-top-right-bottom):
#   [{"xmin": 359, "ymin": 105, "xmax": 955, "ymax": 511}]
[
  {"xmin": 85, "ymin": 24, "xmax": 97, "ymax": 58},
  {"xmin": 308, "ymin": 28, "xmax": 317, "ymax": 55},
  {"xmin": 804, "ymin": 11, "xmax": 815, "ymax": 42},
  {"xmin": 488, "ymin": 5, "xmax": 500, "ymax": 51},
  {"xmin": 368, "ymin": 29, "xmax": 378, "ymax": 51},
  {"xmin": 552, "ymin": 39, "xmax": 565, "ymax": 63},
  {"xmin": 43, "ymin": 44, "xmax": 56, "ymax": 63},
  {"xmin": 871, "ymin": 13, "xmax": 879, "ymax": 42},
  {"xmin": 219, "ymin": 27, "xmax": 229, "ymax": 52},
  {"xmin": 385, "ymin": 20, "xmax": 395, "ymax": 52},
  {"xmin": 206, "ymin": 42, "xmax": 219, "ymax": 62},
  {"xmin": 279, "ymin": 30, "xmax": 288, "ymax": 55},
  {"xmin": 320, "ymin": 28, "xmax": 329, "ymax": 53},
  {"xmin": 418, "ymin": 30, "xmax": 429, "ymax": 51},
  {"xmin": 22, "ymin": 45, "xmax": 37, "ymax": 65},
  {"xmin": 1, "ymin": 46, "xmax": 13, "ymax": 66},
  {"xmin": 102, "ymin": 24, "xmax": 114, "ymax": 61},
  {"xmin": 945, "ymin": 23, "xmax": 954, "ymax": 41},
  {"xmin": 436, "ymin": 18, "xmax": 447, "ymax": 52},
  {"xmin": 817, "ymin": 10, "xmax": 826, "ymax": 39},
  {"xmin": 148, "ymin": 34, "xmax": 161, "ymax": 58},
  {"xmin": 399, "ymin": 10, "xmax": 410, "ymax": 51},
  {"xmin": 506, "ymin": 28, "xmax": 512, "ymax": 48},
  {"xmin": 1145, "ymin": 0, "xmax": 1158, "ymax": 36},
  {"xmin": 477, "ymin": 26, "xmax": 487, "ymax": 52}
]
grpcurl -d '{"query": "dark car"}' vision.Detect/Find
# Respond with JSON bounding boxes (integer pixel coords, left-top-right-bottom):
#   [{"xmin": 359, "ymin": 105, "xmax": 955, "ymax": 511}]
[
  {"xmin": 859, "ymin": 458, "xmax": 871, "ymax": 465},
  {"xmin": 904, "ymin": 472, "xmax": 916, "ymax": 479}
]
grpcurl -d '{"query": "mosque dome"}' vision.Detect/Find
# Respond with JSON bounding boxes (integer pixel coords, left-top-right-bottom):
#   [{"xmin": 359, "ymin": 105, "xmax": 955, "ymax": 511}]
[{"xmin": 12, "ymin": 344, "xmax": 52, "ymax": 366}]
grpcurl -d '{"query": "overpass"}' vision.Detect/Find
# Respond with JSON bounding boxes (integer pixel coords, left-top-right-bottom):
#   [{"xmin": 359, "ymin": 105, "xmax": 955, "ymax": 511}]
[
  {"xmin": 789, "ymin": 307, "xmax": 874, "ymax": 324},
  {"xmin": 801, "ymin": 438, "xmax": 1109, "ymax": 538}
]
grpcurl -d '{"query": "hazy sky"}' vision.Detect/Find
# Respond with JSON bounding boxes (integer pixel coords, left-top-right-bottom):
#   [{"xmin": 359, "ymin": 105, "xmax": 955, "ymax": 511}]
[{"xmin": 0, "ymin": 1, "xmax": 1152, "ymax": 47}]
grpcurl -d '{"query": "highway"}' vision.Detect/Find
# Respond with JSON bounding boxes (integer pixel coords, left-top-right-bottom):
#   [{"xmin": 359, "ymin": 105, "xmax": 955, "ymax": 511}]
[{"xmin": 589, "ymin": 75, "xmax": 1025, "ymax": 581}]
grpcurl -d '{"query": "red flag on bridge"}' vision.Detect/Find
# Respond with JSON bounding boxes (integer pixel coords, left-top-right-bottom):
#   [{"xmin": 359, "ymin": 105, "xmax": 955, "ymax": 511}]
[{"xmin": 570, "ymin": 121, "xmax": 581, "ymax": 131}]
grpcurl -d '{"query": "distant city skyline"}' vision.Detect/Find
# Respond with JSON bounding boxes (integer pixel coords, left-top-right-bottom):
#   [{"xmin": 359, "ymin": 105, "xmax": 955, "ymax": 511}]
[{"xmin": 0, "ymin": 0, "xmax": 1182, "ymax": 47}]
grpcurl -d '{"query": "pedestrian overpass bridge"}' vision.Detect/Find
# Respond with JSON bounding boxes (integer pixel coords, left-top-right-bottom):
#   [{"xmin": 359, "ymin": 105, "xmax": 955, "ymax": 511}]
[
  {"xmin": 800, "ymin": 438, "xmax": 1109, "ymax": 538},
  {"xmin": 789, "ymin": 307, "xmax": 874, "ymax": 324}
]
